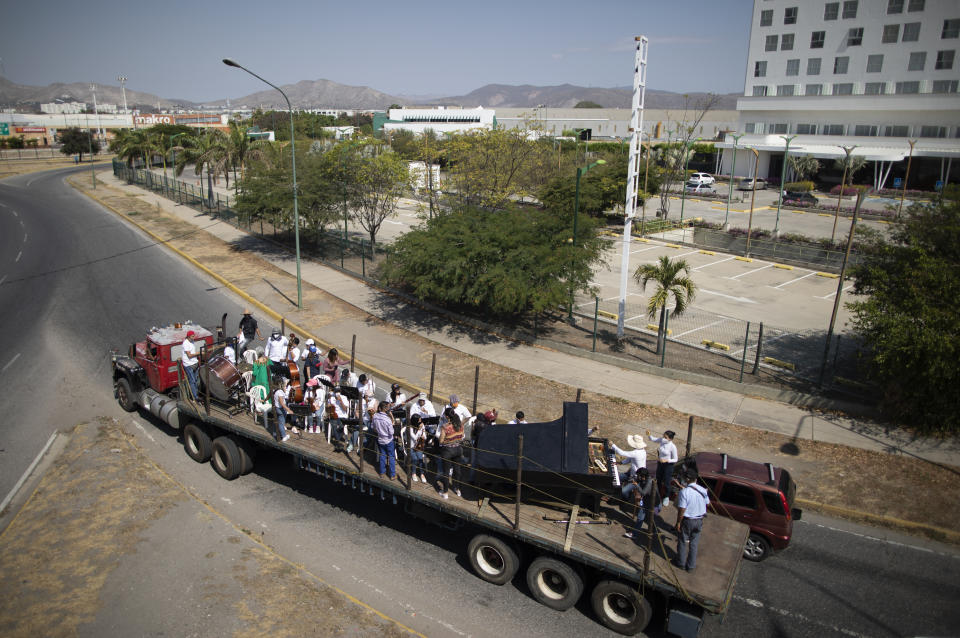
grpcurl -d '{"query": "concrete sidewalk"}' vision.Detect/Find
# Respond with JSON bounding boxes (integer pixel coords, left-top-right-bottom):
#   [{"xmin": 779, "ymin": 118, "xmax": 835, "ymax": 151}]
[{"xmin": 95, "ymin": 169, "xmax": 960, "ymax": 468}]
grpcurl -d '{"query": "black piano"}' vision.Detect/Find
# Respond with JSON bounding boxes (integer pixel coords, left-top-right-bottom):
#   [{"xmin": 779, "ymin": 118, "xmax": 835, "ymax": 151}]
[{"xmin": 470, "ymin": 401, "xmax": 617, "ymax": 513}]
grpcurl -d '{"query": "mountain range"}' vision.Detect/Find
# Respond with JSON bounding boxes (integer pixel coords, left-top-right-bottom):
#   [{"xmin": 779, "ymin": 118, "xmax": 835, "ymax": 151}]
[{"xmin": 0, "ymin": 75, "xmax": 738, "ymax": 112}]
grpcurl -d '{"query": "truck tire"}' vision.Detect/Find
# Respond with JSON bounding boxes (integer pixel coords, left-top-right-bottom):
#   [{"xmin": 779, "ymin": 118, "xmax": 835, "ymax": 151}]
[
  {"xmin": 116, "ymin": 378, "xmax": 137, "ymax": 412},
  {"xmin": 744, "ymin": 533, "xmax": 770, "ymax": 562},
  {"xmin": 183, "ymin": 423, "xmax": 212, "ymax": 463},
  {"xmin": 526, "ymin": 556, "xmax": 583, "ymax": 611},
  {"xmin": 591, "ymin": 580, "xmax": 652, "ymax": 635},
  {"xmin": 467, "ymin": 533, "xmax": 519, "ymax": 586},
  {"xmin": 237, "ymin": 439, "xmax": 256, "ymax": 475},
  {"xmin": 211, "ymin": 436, "xmax": 242, "ymax": 480}
]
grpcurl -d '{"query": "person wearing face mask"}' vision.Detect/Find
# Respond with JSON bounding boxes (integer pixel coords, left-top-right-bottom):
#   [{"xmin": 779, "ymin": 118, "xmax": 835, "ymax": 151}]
[{"xmin": 264, "ymin": 329, "xmax": 289, "ymax": 378}]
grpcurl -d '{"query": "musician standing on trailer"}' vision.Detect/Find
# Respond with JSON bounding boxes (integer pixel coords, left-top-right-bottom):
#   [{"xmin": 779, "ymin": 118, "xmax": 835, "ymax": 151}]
[
  {"xmin": 264, "ymin": 329, "xmax": 289, "ymax": 378},
  {"xmin": 648, "ymin": 429, "xmax": 678, "ymax": 509},
  {"xmin": 373, "ymin": 400, "xmax": 397, "ymax": 480},
  {"xmin": 238, "ymin": 308, "xmax": 262, "ymax": 351},
  {"xmin": 181, "ymin": 330, "xmax": 200, "ymax": 400}
]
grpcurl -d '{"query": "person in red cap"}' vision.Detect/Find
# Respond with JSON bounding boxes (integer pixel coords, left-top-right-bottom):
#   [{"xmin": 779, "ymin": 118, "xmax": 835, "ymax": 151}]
[{"xmin": 181, "ymin": 330, "xmax": 200, "ymax": 399}]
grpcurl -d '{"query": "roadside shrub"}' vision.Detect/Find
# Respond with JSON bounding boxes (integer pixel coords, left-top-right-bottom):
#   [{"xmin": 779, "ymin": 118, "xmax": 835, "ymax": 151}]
[
  {"xmin": 829, "ymin": 184, "xmax": 861, "ymax": 196},
  {"xmin": 784, "ymin": 181, "xmax": 814, "ymax": 192}
]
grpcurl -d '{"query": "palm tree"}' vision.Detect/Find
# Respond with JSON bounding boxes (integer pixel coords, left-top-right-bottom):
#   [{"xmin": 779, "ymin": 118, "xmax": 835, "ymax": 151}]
[
  {"xmin": 787, "ymin": 154, "xmax": 820, "ymax": 183},
  {"xmin": 174, "ymin": 129, "xmax": 229, "ymax": 208},
  {"xmin": 833, "ymin": 153, "xmax": 867, "ymax": 182},
  {"xmin": 634, "ymin": 256, "xmax": 697, "ymax": 354}
]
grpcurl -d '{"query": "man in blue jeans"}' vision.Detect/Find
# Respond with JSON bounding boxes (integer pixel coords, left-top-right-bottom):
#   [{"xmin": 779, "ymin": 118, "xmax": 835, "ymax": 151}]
[
  {"xmin": 674, "ymin": 472, "xmax": 710, "ymax": 572},
  {"xmin": 372, "ymin": 400, "xmax": 396, "ymax": 479}
]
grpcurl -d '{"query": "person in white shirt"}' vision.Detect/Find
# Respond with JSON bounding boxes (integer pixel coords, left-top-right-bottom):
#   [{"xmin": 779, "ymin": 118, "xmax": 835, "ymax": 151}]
[
  {"xmin": 507, "ymin": 410, "xmax": 528, "ymax": 424},
  {"xmin": 409, "ymin": 393, "xmax": 436, "ymax": 420},
  {"xmin": 647, "ymin": 429, "xmax": 679, "ymax": 508},
  {"xmin": 327, "ymin": 389, "xmax": 350, "ymax": 450},
  {"xmin": 264, "ymin": 329, "xmax": 288, "ymax": 377},
  {"xmin": 401, "ymin": 414, "xmax": 429, "ymax": 483},
  {"xmin": 273, "ymin": 379, "xmax": 299, "ymax": 441},
  {"xmin": 181, "ymin": 330, "xmax": 200, "ymax": 399},
  {"xmin": 612, "ymin": 434, "xmax": 647, "ymax": 499},
  {"xmin": 304, "ymin": 379, "xmax": 325, "ymax": 434},
  {"xmin": 674, "ymin": 472, "xmax": 710, "ymax": 572},
  {"xmin": 443, "ymin": 394, "xmax": 471, "ymax": 427},
  {"xmin": 286, "ymin": 334, "xmax": 301, "ymax": 365},
  {"xmin": 223, "ymin": 340, "xmax": 236, "ymax": 365}
]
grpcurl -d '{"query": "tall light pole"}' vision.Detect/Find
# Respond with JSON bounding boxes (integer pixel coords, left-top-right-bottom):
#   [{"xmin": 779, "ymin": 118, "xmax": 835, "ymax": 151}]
[
  {"xmin": 897, "ymin": 139, "xmax": 917, "ymax": 219},
  {"xmin": 678, "ymin": 137, "xmax": 701, "ymax": 226},
  {"xmin": 831, "ymin": 145, "xmax": 857, "ymax": 243},
  {"xmin": 117, "ymin": 75, "xmax": 129, "ymax": 114},
  {"xmin": 90, "ymin": 84, "xmax": 104, "ymax": 149},
  {"xmin": 723, "ymin": 133, "xmax": 744, "ymax": 230},
  {"xmin": 774, "ymin": 134, "xmax": 797, "ymax": 237},
  {"xmin": 223, "ymin": 58, "xmax": 303, "ymax": 309},
  {"xmin": 744, "ymin": 148, "xmax": 760, "ymax": 256},
  {"xmin": 568, "ymin": 159, "xmax": 606, "ymax": 321}
]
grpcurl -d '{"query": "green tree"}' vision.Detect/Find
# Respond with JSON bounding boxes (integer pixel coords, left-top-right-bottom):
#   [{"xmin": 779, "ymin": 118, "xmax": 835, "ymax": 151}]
[
  {"xmin": 634, "ymin": 256, "xmax": 697, "ymax": 354},
  {"xmin": 574, "ymin": 101, "xmax": 603, "ymax": 108},
  {"xmin": 379, "ymin": 203, "xmax": 610, "ymax": 316},
  {"xmin": 174, "ymin": 129, "xmax": 230, "ymax": 207},
  {"xmin": 788, "ymin": 154, "xmax": 820, "ymax": 182},
  {"xmin": 847, "ymin": 186, "xmax": 960, "ymax": 433},
  {"xmin": 352, "ymin": 148, "xmax": 410, "ymax": 254},
  {"xmin": 834, "ymin": 153, "xmax": 867, "ymax": 182},
  {"xmin": 59, "ymin": 127, "xmax": 100, "ymax": 160}
]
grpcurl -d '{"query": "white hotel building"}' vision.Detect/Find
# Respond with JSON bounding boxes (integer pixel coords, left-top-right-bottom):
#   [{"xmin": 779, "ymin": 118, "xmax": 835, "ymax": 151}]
[{"xmin": 720, "ymin": 0, "xmax": 960, "ymax": 190}]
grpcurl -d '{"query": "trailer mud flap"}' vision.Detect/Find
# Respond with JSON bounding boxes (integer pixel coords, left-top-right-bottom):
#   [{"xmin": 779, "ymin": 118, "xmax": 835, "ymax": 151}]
[{"xmin": 667, "ymin": 601, "xmax": 704, "ymax": 638}]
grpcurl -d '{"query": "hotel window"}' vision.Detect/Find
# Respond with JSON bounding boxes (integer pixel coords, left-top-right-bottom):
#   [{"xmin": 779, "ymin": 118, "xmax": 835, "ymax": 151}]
[
  {"xmin": 806, "ymin": 83, "xmax": 823, "ymax": 95},
  {"xmin": 855, "ymin": 125, "xmax": 878, "ymax": 136},
  {"xmin": 895, "ymin": 81, "xmax": 920, "ymax": 93},
  {"xmin": 847, "ymin": 28, "xmax": 863, "ymax": 46},
  {"xmin": 770, "ymin": 123, "xmax": 789, "ymax": 134},
  {"xmin": 824, "ymin": 2, "xmax": 839, "ymax": 20},
  {"xmin": 884, "ymin": 125, "xmax": 909, "ymax": 136},
  {"xmin": 766, "ymin": 34, "xmax": 779, "ymax": 51},
  {"xmin": 811, "ymin": 31, "xmax": 825, "ymax": 48},
  {"xmin": 908, "ymin": 51, "xmax": 926, "ymax": 71},
  {"xmin": 932, "ymin": 79, "xmax": 959, "ymax": 93},
  {"xmin": 883, "ymin": 24, "xmax": 900, "ymax": 42},
  {"xmin": 887, "ymin": 0, "xmax": 903, "ymax": 13},
  {"xmin": 834, "ymin": 83, "xmax": 854, "ymax": 95},
  {"xmin": 753, "ymin": 85, "xmax": 769, "ymax": 96},
  {"xmin": 902, "ymin": 22, "xmax": 921, "ymax": 41},
  {"xmin": 782, "ymin": 33, "xmax": 795, "ymax": 50},
  {"xmin": 842, "ymin": 0, "xmax": 857, "ymax": 19},
  {"xmin": 807, "ymin": 57, "xmax": 822, "ymax": 74},
  {"xmin": 796, "ymin": 124, "xmax": 817, "ymax": 134},
  {"xmin": 761, "ymin": 9, "xmax": 773, "ymax": 26},
  {"xmin": 786, "ymin": 59, "xmax": 800, "ymax": 76},
  {"xmin": 784, "ymin": 7, "xmax": 798, "ymax": 24},
  {"xmin": 920, "ymin": 126, "xmax": 946, "ymax": 138},
  {"xmin": 944, "ymin": 19, "xmax": 960, "ymax": 39},
  {"xmin": 936, "ymin": 50, "xmax": 955, "ymax": 70},
  {"xmin": 834, "ymin": 56, "xmax": 849, "ymax": 73},
  {"xmin": 744, "ymin": 122, "xmax": 758, "ymax": 134},
  {"xmin": 907, "ymin": 0, "xmax": 924, "ymax": 11},
  {"xmin": 777, "ymin": 85, "xmax": 796, "ymax": 96},
  {"xmin": 754, "ymin": 60, "xmax": 767, "ymax": 77},
  {"xmin": 823, "ymin": 124, "xmax": 845, "ymax": 135},
  {"xmin": 866, "ymin": 54, "xmax": 883, "ymax": 72},
  {"xmin": 865, "ymin": 82, "xmax": 887, "ymax": 94}
]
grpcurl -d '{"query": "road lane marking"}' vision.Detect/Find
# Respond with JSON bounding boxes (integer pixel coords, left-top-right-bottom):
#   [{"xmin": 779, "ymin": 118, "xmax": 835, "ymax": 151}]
[
  {"xmin": 693, "ymin": 256, "xmax": 735, "ymax": 270},
  {"xmin": 733, "ymin": 596, "xmax": 874, "ymax": 638},
  {"xmin": 728, "ymin": 263, "xmax": 773, "ymax": 279},
  {"xmin": 773, "ymin": 271, "xmax": 817, "ymax": 289},
  {"xmin": 700, "ymin": 289, "xmax": 757, "ymax": 304},
  {"xmin": 15, "ymin": 251, "xmax": 22, "ymax": 262},
  {"xmin": 0, "ymin": 432, "xmax": 60, "ymax": 514},
  {"xmin": 0, "ymin": 275, "xmax": 6, "ymax": 285},
  {"xmin": 1, "ymin": 352, "xmax": 20, "ymax": 374},
  {"xmin": 133, "ymin": 419, "xmax": 157, "ymax": 443},
  {"xmin": 798, "ymin": 521, "xmax": 960, "ymax": 559},
  {"xmin": 819, "ymin": 284, "xmax": 854, "ymax": 299}
]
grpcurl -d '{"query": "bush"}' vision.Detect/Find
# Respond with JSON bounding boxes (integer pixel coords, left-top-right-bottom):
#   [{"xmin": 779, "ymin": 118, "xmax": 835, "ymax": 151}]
[
  {"xmin": 829, "ymin": 184, "xmax": 861, "ymax": 196},
  {"xmin": 784, "ymin": 181, "xmax": 815, "ymax": 192}
]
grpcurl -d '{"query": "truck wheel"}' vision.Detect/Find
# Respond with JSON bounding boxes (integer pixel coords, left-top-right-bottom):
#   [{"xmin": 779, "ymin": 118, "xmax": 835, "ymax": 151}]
[
  {"xmin": 744, "ymin": 533, "xmax": 770, "ymax": 562},
  {"xmin": 211, "ymin": 436, "xmax": 242, "ymax": 480},
  {"xmin": 591, "ymin": 580, "xmax": 652, "ymax": 635},
  {"xmin": 467, "ymin": 534, "xmax": 519, "ymax": 586},
  {"xmin": 237, "ymin": 439, "xmax": 256, "ymax": 475},
  {"xmin": 526, "ymin": 556, "xmax": 583, "ymax": 611},
  {"xmin": 183, "ymin": 423, "xmax": 212, "ymax": 463},
  {"xmin": 116, "ymin": 378, "xmax": 137, "ymax": 412}
]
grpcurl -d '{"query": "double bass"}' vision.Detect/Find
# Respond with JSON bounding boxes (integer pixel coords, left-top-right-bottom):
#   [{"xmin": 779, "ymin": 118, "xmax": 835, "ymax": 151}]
[{"xmin": 286, "ymin": 343, "xmax": 304, "ymax": 403}]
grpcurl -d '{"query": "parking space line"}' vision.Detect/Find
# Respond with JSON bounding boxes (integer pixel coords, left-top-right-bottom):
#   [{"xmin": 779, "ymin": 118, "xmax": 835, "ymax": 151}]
[
  {"xmin": 629, "ymin": 245, "xmax": 661, "ymax": 256},
  {"xmin": 674, "ymin": 318, "xmax": 728, "ymax": 338},
  {"xmin": 819, "ymin": 284, "xmax": 854, "ymax": 300},
  {"xmin": 626, "ymin": 313, "xmax": 648, "ymax": 323},
  {"xmin": 728, "ymin": 263, "xmax": 773, "ymax": 279},
  {"xmin": 676, "ymin": 250, "xmax": 701, "ymax": 258},
  {"xmin": 773, "ymin": 272, "xmax": 817, "ymax": 289},
  {"xmin": 700, "ymin": 289, "xmax": 757, "ymax": 304},
  {"xmin": 693, "ymin": 256, "xmax": 735, "ymax": 271}
]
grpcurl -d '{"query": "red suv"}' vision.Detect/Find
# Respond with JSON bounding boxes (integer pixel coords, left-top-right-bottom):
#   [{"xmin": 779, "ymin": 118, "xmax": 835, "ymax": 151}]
[{"xmin": 686, "ymin": 452, "xmax": 801, "ymax": 562}]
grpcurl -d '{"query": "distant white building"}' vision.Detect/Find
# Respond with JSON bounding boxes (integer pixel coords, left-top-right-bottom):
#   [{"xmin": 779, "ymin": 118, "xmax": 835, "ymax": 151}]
[
  {"xmin": 719, "ymin": 0, "xmax": 960, "ymax": 190},
  {"xmin": 41, "ymin": 102, "xmax": 87, "ymax": 114},
  {"xmin": 380, "ymin": 106, "xmax": 495, "ymax": 135}
]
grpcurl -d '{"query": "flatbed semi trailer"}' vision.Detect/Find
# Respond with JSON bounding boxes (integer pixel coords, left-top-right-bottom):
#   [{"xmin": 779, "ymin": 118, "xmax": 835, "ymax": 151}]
[{"xmin": 172, "ymin": 390, "xmax": 746, "ymax": 637}]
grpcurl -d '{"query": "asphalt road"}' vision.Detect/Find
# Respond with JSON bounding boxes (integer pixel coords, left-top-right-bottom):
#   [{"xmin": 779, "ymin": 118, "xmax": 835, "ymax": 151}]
[{"xmin": 2, "ymin": 167, "xmax": 958, "ymax": 637}]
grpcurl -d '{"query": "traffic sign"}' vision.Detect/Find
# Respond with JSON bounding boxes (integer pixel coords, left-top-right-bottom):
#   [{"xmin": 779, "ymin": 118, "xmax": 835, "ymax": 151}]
[
  {"xmin": 0, "ymin": 123, "xmax": 9, "ymax": 135},
  {"xmin": 936, "ymin": 180, "xmax": 944, "ymax": 191},
  {"xmin": 893, "ymin": 177, "xmax": 903, "ymax": 188}
]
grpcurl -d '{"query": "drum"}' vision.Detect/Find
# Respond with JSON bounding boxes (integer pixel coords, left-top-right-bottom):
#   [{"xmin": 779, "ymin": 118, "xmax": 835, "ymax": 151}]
[{"xmin": 205, "ymin": 354, "xmax": 241, "ymax": 401}]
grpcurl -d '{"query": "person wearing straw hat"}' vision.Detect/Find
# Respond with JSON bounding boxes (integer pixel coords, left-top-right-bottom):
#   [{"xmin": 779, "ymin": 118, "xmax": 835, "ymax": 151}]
[
  {"xmin": 612, "ymin": 434, "xmax": 647, "ymax": 499},
  {"xmin": 238, "ymin": 308, "xmax": 262, "ymax": 351}
]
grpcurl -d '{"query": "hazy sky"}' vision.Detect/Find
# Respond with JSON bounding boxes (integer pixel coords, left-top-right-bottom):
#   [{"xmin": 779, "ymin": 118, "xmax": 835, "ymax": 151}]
[{"xmin": 0, "ymin": 0, "xmax": 752, "ymax": 101}]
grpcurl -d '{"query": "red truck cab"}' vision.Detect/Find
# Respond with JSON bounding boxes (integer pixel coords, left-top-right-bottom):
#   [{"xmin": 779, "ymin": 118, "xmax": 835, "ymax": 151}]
[{"xmin": 132, "ymin": 323, "xmax": 213, "ymax": 393}]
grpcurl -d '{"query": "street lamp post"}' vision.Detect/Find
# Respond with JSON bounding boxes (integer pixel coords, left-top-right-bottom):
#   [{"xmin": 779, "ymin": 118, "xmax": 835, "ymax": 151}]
[
  {"xmin": 87, "ymin": 127, "xmax": 95, "ymax": 189},
  {"xmin": 897, "ymin": 139, "xmax": 917, "ymax": 220},
  {"xmin": 223, "ymin": 58, "xmax": 303, "ymax": 309},
  {"xmin": 724, "ymin": 133, "xmax": 744, "ymax": 229},
  {"xmin": 744, "ymin": 148, "xmax": 760, "ymax": 256},
  {"xmin": 640, "ymin": 138, "xmax": 651, "ymax": 235},
  {"xmin": 831, "ymin": 145, "xmax": 857, "ymax": 243},
  {"xmin": 90, "ymin": 84, "xmax": 104, "ymax": 149},
  {"xmin": 568, "ymin": 159, "xmax": 606, "ymax": 322},
  {"xmin": 678, "ymin": 137, "xmax": 701, "ymax": 227},
  {"xmin": 117, "ymin": 75, "xmax": 129, "ymax": 114},
  {"xmin": 773, "ymin": 135, "xmax": 797, "ymax": 238}
]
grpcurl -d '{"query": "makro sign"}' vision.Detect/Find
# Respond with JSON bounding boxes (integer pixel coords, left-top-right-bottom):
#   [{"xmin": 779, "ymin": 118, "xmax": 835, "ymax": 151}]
[
  {"xmin": 135, "ymin": 114, "xmax": 175, "ymax": 126},
  {"xmin": 16, "ymin": 126, "xmax": 46, "ymax": 133}
]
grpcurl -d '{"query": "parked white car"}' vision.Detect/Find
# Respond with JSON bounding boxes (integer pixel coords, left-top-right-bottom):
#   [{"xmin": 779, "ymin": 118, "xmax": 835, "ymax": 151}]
[{"xmin": 688, "ymin": 172, "xmax": 716, "ymax": 185}]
